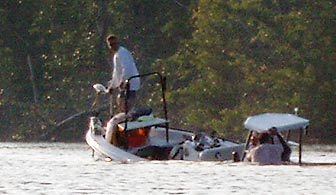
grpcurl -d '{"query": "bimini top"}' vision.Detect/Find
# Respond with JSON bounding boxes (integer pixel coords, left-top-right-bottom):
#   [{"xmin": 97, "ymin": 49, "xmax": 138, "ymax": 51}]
[{"xmin": 244, "ymin": 113, "xmax": 309, "ymax": 133}]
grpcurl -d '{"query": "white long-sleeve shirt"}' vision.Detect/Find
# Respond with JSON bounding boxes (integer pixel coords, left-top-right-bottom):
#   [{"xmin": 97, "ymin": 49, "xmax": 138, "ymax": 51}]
[{"xmin": 109, "ymin": 46, "xmax": 140, "ymax": 91}]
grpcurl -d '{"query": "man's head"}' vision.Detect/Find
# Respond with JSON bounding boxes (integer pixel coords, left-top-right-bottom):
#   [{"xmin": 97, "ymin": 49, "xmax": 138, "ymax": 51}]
[
  {"xmin": 251, "ymin": 132, "xmax": 259, "ymax": 146},
  {"xmin": 106, "ymin": 34, "xmax": 119, "ymax": 52},
  {"xmin": 268, "ymin": 126, "xmax": 278, "ymax": 135}
]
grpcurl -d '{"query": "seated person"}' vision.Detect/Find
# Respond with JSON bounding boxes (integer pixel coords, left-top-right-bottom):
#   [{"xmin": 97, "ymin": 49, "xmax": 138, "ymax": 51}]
[
  {"xmin": 247, "ymin": 132, "xmax": 283, "ymax": 164},
  {"xmin": 193, "ymin": 133, "xmax": 214, "ymax": 151},
  {"xmin": 169, "ymin": 141, "xmax": 186, "ymax": 160},
  {"xmin": 247, "ymin": 132, "xmax": 259, "ymax": 151},
  {"xmin": 244, "ymin": 132, "xmax": 259, "ymax": 162},
  {"xmin": 105, "ymin": 113, "xmax": 128, "ymax": 146},
  {"xmin": 268, "ymin": 127, "xmax": 292, "ymax": 162}
]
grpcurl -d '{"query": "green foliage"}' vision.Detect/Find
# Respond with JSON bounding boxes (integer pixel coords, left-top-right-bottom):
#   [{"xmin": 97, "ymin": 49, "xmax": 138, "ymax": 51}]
[
  {"xmin": 161, "ymin": 0, "xmax": 336, "ymax": 142},
  {"xmin": 108, "ymin": 0, "xmax": 195, "ymax": 73},
  {"xmin": 0, "ymin": 0, "xmax": 335, "ymax": 143}
]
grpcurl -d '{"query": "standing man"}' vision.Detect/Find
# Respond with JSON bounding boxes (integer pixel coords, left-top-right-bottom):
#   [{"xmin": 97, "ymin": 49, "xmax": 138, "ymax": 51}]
[
  {"xmin": 106, "ymin": 34, "xmax": 140, "ymax": 112},
  {"xmin": 268, "ymin": 127, "xmax": 292, "ymax": 161}
]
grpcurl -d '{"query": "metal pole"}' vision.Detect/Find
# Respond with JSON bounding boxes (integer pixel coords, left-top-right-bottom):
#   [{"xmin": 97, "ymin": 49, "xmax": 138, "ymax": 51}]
[
  {"xmin": 109, "ymin": 95, "xmax": 114, "ymax": 116},
  {"xmin": 126, "ymin": 72, "xmax": 170, "ymax": 143},
  {"xmin": 241, "ymin": 130, "xmax": 253, "ymax": 161},
  {"xmin": 286, "ymin": 130, "xmax": 291, "ymax": 142},
  {"xmin": 160, "ymin": 76, "xmax": 169, "ymax": 143},
  {"xmin": 124, "ymin": 81, "xmax": 130, "ymax": 131},
  {"xmin": 27, "ymin": 54, "xmax": 38, "ymax": 103},
  {"xmin": 299, "ymin": 128, "xmax": 303, "ymax": 165}
]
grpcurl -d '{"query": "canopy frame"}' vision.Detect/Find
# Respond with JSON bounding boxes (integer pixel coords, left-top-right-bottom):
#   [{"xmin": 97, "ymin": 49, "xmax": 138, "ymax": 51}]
[{"xmin": 124, "ymin": 72, "xmax": 169, "ymax": 143}]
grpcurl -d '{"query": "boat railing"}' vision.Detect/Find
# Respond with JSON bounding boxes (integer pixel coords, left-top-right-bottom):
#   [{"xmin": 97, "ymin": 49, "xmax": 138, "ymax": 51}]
[{"xmin": 124, "ymin": 72, "xmax": 170, "ymax": 143}]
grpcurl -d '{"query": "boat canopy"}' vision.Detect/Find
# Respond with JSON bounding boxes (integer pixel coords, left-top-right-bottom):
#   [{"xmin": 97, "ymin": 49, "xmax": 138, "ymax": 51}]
[{"xmin": 244, "ymin": 113, "xmax": 309, "ymax": 133}]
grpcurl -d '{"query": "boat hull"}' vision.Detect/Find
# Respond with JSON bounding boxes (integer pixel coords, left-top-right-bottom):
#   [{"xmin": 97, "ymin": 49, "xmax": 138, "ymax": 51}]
[
  {"xmin": 86, "ymin": 126, "xmax": 244, "ymax": 162},
  {"xmin": 180, "ymin": 140, "xmax": 244, "ymax": 161},
  {"xmin": 86, "ymin": 126, "xmax": 194, "ymax": 161},
  {"xmin": 86, "ymin": 130, "xmax": 146, "ymax": 162},
  {"xmin": 199, "ymin": 144, "xmax": 244, "ymax": 161}
]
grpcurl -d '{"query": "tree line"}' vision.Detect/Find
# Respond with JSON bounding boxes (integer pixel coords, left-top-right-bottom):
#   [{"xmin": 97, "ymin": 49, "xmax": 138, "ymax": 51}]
[{"xmin": 0, "ymin": 0, "xmax": 335, "ymax": 143}]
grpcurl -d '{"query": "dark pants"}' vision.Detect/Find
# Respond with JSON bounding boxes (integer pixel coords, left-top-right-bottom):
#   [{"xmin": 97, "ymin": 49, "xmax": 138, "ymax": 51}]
[{"xmin": 117, "ymin": 90, "xmax": 137, "ymax": 112}]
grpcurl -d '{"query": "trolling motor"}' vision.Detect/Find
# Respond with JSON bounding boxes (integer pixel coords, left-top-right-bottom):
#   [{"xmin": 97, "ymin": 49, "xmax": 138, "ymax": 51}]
[
  {"xmin": 89, "ymin": 83, "xmax": 109, "ymax": 135},
  {"xmin": 89, "ymin": 116, "xmax": 103, "ymax": 135}
]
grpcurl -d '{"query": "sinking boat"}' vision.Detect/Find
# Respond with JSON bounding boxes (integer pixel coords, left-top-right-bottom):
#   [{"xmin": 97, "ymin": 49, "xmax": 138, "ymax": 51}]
[
  {"xmin": 241, "ymin": 112, "xmax": 310, "ymax": 164},
  {"xmin": 85, "ymin": 72, "xmax": 243, "ymax": 162}
]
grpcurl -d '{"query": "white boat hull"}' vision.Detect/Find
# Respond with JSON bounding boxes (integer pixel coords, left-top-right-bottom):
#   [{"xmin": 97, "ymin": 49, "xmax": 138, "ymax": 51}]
[
  {"xmin": 180, "ymin": 140, "xmax": 244, "ymax": 161},
  {"xmin": 86, "ymin": 130, "xmax": 146, "ymax": 162},
  {"xmin": 86, "ymin": 126, "xmax": 194, "ymax": 161},
  {"xmin": 86, "ymin": 127, "xmax": 245, "ymax": 162},
  {"xmin": 86, "ymin": 116, "xmax": 244, "ymax": 162},
  {"xmin": 199, "ymin": 144, "xmax": 244, "ymax": 161}
]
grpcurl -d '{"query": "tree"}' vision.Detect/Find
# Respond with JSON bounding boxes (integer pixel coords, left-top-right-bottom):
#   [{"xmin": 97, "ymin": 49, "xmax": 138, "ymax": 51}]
[{"xmin": 163, "ymin": 0, "xmax": 336, "ymax": 142}]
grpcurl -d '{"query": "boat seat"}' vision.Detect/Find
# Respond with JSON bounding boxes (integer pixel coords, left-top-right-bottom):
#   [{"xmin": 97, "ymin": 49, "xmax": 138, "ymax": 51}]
[
  {"xmin": 128, "ymin": 107, "xmax": 152, "ymax": 120},
  {"xmin": 118, "ymin": 117, "xmax": 168, "ymax": 131}
]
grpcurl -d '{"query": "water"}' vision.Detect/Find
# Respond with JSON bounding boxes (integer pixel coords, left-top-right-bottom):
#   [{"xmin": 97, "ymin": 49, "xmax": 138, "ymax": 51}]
[{"xmin": 1, "ymin": 143, "xmax": 335, "ymax": 195}]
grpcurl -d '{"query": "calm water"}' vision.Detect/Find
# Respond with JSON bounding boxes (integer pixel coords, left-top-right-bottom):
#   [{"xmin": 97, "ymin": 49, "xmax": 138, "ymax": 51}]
[{"xmin": 1, "ymin": 142, "xmax": 335, "ymax": 195}]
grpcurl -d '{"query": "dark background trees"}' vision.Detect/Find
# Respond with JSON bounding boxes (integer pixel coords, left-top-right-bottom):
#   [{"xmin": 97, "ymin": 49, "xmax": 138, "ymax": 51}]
[{"xmin": 0, "ymin": 0, "xmax": 335, "ymax": 143}]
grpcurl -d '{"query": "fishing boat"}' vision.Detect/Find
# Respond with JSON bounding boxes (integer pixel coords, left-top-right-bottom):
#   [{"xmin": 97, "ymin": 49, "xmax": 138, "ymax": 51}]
[
  {"xmin": 85, "ymin": 72, "xmax": 244, "ymax": 162},
  {"xmin": 241, "ymin": 112, "xmax": 310, "ymax": 164}
]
